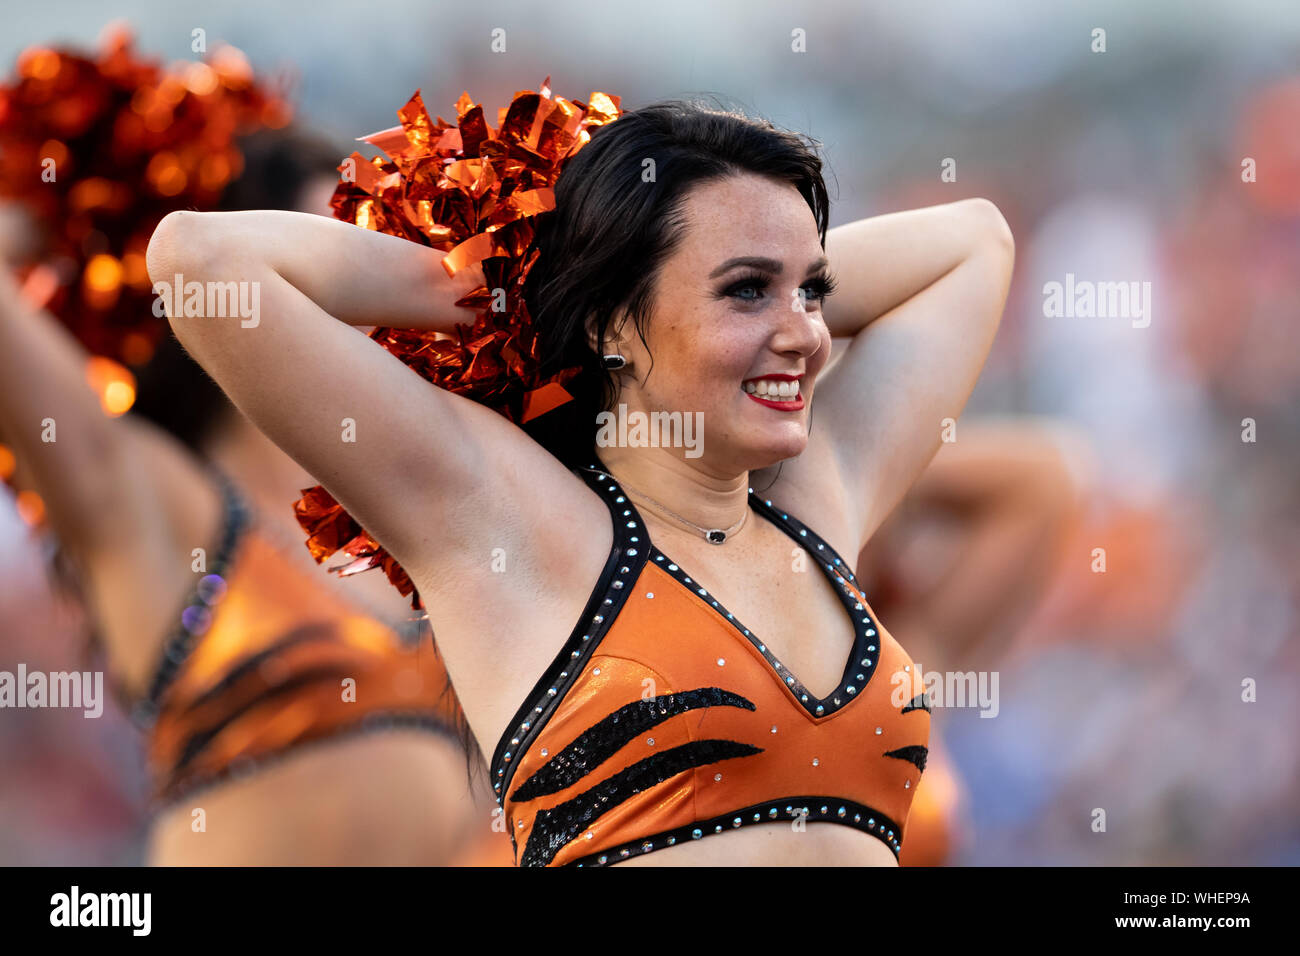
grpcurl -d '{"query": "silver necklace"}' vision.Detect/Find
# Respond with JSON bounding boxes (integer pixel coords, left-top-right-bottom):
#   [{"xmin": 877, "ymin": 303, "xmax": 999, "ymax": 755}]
[{"xmin": 603, "ymin": 472, "xmax": 748, "ymax": 545}]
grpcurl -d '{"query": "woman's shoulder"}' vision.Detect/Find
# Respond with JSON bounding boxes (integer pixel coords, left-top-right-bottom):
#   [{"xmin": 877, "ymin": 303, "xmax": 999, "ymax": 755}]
[{"xmin": 750, "ymin": 439, "xmax": 863, "ymax": 563}]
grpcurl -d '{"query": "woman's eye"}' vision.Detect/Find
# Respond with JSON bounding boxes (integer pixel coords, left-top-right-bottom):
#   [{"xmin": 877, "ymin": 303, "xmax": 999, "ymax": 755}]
[
  {"xmin": 800, "ymin": 273, "xmax": 838, "ymax": 305},
  {"xmin": 729, "ymin": 282, "xmax": 764, "ymax": 301},
  {"xmin": 722, "ymin": 272, "xmax": 835, "ymax": 305}
]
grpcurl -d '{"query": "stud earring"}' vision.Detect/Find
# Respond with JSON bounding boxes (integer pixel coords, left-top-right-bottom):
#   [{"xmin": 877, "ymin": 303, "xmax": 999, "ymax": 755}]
[{"xmin": 602, "ymin": 354, "xmax": 627, "ymax": 370}]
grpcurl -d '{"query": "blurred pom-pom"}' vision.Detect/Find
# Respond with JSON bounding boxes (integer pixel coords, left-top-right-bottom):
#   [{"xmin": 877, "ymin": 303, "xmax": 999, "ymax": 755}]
[{"xmin": 0, "ymin": 23, "xmax": 293, "ymax": 367}]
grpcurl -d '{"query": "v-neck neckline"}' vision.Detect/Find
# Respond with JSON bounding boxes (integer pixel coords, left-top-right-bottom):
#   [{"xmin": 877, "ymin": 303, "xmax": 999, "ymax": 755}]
[{"xmin": 587, "ymin": 455, "xmax": 882, "ymax": 720}]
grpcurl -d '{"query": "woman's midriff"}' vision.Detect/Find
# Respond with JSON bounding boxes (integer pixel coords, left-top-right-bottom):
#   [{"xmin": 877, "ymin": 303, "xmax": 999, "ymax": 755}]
[
  {"xmin": 146, "ymin": 730, "xmax": 477, "ymax": 865},
  {"xmin": 609, "ymin": 818, "xmax": 901, "ymax": 867}
]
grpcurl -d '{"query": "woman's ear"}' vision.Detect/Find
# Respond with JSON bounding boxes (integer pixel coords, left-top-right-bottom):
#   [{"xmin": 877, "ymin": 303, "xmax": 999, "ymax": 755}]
[
  {"xmin": 585, "ymin": 308, "xmax": 633, "ymax": 359},
  {"xmin": 583, "ymin": 312, "xmax": 602, "ymax": 355}
]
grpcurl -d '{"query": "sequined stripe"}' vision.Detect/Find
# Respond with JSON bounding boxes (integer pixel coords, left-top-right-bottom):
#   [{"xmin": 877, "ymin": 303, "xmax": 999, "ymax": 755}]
[
  {"xmin": 882, "ymin": 745, "xmax": 929, "ymax": 773},
  {"xmin": 565, "ymin": 795, "xmax": 907, "ymax": 866},
  {"xmin": 489, "ymin": 462, "xmax": 647, "ymax": 810},
  {"xmin": 168, "ymin": 621, "xmax": 349, "ymax": 716},
  {"xmin": 131, "ymin": 469, "xmax": 251, "ymax": 729},
  {"xmin": 165, "ymin": 662, "xmax": 360, "ymax": 780},
  {"xmin": 159, "ymin": 638, "xmax": 462, "ymax": 798},
  {"xmin": 520, "ymin": 738, "xmax": 763, "ymax": 867},
  {"xmin": 155, "ymin": 711, "xmax": 464, "ymax": 807},
  {"xmin": 511, "ymin": 688, "xmax": 757, "ymax": 801},
  {"xmin": 152, "ymin": 625, "xmax": 360, "ymax": 764},
  {"xmin": 902, "ymin": 692, "xmax": 930, "ymax": 714}
]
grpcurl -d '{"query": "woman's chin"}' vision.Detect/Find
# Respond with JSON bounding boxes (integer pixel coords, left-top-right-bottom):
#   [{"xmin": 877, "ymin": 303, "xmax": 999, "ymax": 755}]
[{"xmin": 736, "ymin": 428, "xmax": 807, "ymax": 470}]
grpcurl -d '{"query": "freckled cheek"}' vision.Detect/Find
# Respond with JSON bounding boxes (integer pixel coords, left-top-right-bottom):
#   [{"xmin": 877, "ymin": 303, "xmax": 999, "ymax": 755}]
[{"xmin": 656, "ymin": 319, "xmax": 750, "ymax": 394}]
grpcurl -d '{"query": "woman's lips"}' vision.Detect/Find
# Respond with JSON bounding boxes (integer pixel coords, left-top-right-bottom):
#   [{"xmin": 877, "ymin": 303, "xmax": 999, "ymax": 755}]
[
  {"xmin": 742, "ymin": 388, "xmax": 805, "ymax": 411},
  {"xmin": 742, "ymin": 373, "xmax": 804, "ymax": 411}
]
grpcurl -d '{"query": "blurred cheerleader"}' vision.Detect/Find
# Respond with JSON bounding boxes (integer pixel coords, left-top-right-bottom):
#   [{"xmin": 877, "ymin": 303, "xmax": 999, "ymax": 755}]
[
  {"xmin": 848, "ymin": 403, "xmax": 1086, "ymax": 865},
  {"xmin": 0, "ymin": 30, "xmax": 507, "ymax": 865}
]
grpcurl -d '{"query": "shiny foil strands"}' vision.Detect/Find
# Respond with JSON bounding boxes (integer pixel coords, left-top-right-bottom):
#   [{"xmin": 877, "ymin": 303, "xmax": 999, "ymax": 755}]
[
  {"xmin": 291, "ymin": 80, "xmax": 622, "ymax": 606},
  {"xmin": 0, "ymin": 24, "xmax": 291, "ymax": 367}
]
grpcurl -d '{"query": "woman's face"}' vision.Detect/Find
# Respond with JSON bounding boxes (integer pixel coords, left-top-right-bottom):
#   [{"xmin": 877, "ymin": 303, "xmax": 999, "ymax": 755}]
[{"xmin": 611, "ymin": 172, "xmax": 833, "ymax": 472}]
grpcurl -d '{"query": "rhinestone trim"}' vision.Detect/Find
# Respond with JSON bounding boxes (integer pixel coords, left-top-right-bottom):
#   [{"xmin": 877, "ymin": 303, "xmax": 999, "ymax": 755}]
[
  {"xmin": 567, "ymin": 795, "xmax": 904, "ymax": 866},
  {"xmin": 131, "ymin": 468, "xmax": 251, "ymax": 729},
  {"xmin": 488, "ymin": 462, "xmax": 649, "ymax": 838},
  {"xmin": 644, "ymin": 492, "xmax": 881, "ymax": 719}
]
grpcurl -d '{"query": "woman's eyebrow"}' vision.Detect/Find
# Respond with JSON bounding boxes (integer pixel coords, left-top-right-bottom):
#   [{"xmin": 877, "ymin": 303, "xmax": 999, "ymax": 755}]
[{"xmin": 709, "ymin": 255, "xmax": 830, "ymax": 278}]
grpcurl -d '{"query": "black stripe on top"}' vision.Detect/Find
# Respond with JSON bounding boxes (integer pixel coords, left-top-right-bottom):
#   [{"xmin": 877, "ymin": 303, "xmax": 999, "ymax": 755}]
[{"xmin": 511, "ymin": 687, "xmax": 757, "ymax": 802}]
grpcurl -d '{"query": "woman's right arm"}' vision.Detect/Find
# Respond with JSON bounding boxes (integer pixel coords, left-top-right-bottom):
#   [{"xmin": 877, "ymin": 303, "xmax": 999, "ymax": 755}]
[
  {"xmin": 0, "ymin": 264, "xmax": 138, "ymax": 550},
  {"xmin": 144, "ymin": 209, "xmax": 555, "ymax": 588}
]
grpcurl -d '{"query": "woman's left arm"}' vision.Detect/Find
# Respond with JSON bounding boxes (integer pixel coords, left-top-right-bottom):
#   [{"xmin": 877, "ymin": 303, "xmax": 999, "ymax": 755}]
[{"xmin": 814, "ymin": 197, "xmax": 1014, "ymax": 545}]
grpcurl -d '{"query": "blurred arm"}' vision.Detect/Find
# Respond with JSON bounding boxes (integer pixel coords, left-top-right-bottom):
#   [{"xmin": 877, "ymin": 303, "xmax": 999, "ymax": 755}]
[
  {"xmin": 0, "ymin": 265, "xmax": 134, "ymax": 550},
  {"xmin": 866, "ymin": 419, "xmax": 1087, "ymax": 672}
]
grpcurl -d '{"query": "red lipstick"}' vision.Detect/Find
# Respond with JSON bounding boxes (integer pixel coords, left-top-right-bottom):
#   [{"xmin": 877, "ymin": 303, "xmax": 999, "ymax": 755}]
[{"xmin": 742, "ymin": 373, "xmax": 805, "ymax": 411}]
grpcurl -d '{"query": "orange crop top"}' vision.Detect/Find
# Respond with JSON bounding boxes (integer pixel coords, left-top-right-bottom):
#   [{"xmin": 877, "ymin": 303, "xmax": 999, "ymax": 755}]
[
  {"xmin": 131, "ymin": 473, "xmax": 465, "ymax": 804},
  {"xmin": 490, "ymin": 457, "xmax": 931, "ymax": 866}
]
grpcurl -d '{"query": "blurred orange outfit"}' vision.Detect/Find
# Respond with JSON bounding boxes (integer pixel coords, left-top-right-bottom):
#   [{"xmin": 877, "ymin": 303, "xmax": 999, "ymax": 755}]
[
  {"xmin": 897, "ymin": 734, "xmax": 968, "ymax": 865},
  {"xmin": 493, "ymin": 458, "xmax": 931, "ymax": 866},
  {"xmin": 130, "ymin": 473, "xmax": 465, "ymax": 805}
]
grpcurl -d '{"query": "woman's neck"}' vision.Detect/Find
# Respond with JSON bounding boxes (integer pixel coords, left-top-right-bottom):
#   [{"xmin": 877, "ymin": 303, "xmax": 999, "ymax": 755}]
[{"xmin": 594, "ymin": 445, "xmax": 751, "ymax": 542}]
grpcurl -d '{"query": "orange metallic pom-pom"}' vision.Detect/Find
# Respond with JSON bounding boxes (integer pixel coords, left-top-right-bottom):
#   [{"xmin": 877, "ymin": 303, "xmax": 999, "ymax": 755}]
[
  {"xmin": 292, "ymin": 79, "xmax": 622, "ymax": 606},
  {"xmin": 0, "ymin": 24, "xmax": 292, "ymax": 367}
]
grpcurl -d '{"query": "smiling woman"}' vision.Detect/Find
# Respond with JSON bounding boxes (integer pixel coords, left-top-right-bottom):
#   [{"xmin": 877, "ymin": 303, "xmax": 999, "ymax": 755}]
[{"xmin": 146, "ymin": 93, "xmax": 1013, "ymax": 866}]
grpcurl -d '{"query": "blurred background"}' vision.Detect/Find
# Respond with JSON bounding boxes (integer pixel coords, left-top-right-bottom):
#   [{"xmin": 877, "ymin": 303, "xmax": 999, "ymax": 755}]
[{"xmin": 1, "ymin": 0, "xmax": 1297, "ymax": 864}]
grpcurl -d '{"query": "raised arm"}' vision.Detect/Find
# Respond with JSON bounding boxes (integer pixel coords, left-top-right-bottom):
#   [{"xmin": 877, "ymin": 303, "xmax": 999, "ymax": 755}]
[
  {"xmin": 144, "ymin": 208, "xmax": 527, "ymax": 585},
  {"xmin": 812, "ymin": 198, "xmax": 1015, "ymax": 546},
  {"xmin": 0, "ymin": 261, "xmax": 238, "ymax": 694},
  {"xmin": 0, "ymin": 264, "xmax": 135, "ymax": 550}
]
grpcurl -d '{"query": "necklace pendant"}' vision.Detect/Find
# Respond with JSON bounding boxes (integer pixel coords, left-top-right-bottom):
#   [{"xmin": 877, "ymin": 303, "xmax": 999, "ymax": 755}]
[{"xmin": 706, "ymin": 529, "xmax": 727, "ymax": 545}]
